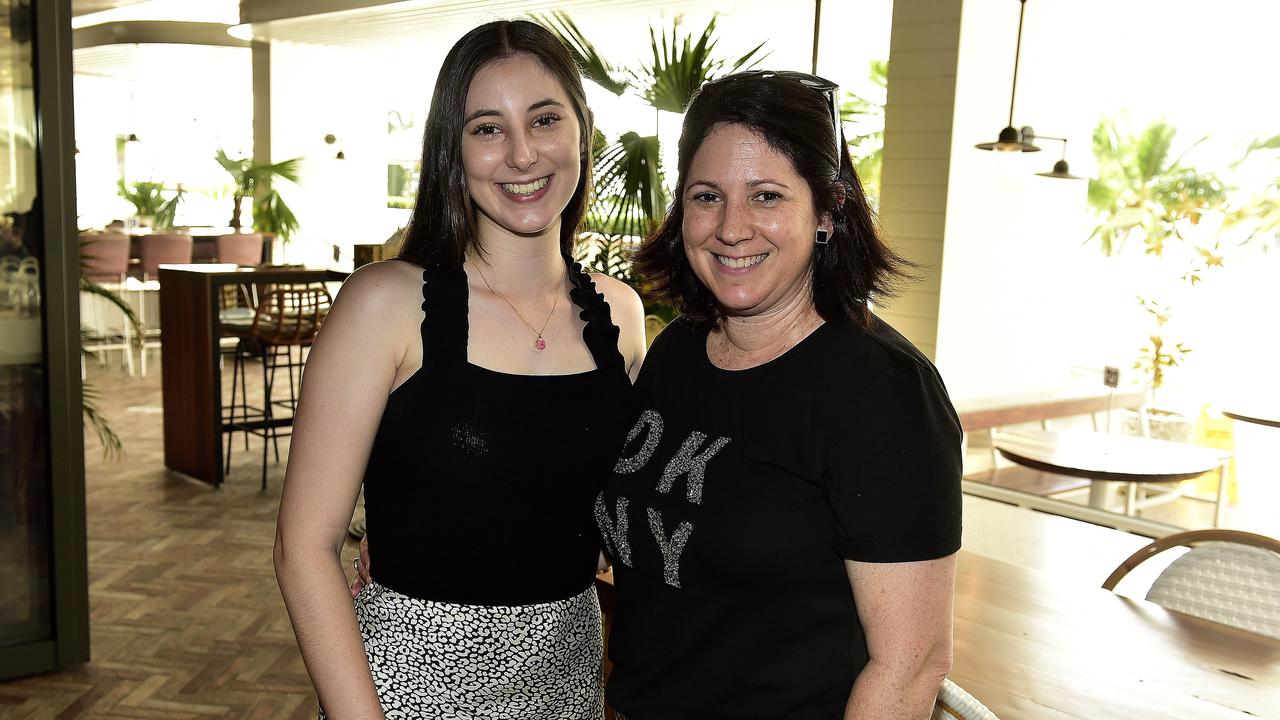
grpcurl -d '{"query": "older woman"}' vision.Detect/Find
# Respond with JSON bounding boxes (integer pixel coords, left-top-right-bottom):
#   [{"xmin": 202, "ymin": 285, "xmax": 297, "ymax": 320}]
[{"xmin": 597, "ymin": 71, "xmax": 962, "ymax": 719}]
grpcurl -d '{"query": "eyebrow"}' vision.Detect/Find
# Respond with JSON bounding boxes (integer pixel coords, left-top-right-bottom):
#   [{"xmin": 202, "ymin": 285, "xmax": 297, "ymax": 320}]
[
  {"xmin": 685, "ymin": 178, "xmax": 792, "ymax": 191},
  {"xmin": 463, "ymin": 98, "xmax": 565, "ymax": 125}
]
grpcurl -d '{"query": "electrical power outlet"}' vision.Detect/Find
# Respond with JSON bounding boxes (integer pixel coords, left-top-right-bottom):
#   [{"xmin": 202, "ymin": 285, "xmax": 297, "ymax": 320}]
[{"xmin": 1103, "ymin": 366, "xmax": 1120, "ymax": 388}]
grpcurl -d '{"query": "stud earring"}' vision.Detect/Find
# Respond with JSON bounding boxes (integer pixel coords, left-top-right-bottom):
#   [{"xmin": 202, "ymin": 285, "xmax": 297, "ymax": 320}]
[{"xmin": 815, "ymin": 229, "xmax": 830, "ymax": 245}]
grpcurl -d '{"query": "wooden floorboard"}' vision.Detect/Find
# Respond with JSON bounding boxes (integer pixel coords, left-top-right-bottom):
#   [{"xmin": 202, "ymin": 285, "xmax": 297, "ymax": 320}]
[{"xmin": 2, "ymin": 351, "xmax": 348, "ymax": 718}]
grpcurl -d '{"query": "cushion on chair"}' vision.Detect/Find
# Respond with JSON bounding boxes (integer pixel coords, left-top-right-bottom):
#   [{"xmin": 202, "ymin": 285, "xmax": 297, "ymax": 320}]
[
  {"xmin": 1145, "ymin": 542, "xmax": 1280, "ymax": 639},
  {"xmin": 931, "ymin": 678, "xmax": 999, "ymax": 720}
]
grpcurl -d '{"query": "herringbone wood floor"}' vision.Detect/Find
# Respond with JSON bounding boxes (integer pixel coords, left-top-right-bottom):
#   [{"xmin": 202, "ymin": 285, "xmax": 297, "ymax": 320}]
[{"xmin": 0, "ymin": 351, "xmax": 352, "ymax": 718}]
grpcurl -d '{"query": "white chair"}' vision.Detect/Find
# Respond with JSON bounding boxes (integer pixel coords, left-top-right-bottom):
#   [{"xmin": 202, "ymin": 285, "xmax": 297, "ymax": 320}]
[
  {"xmin": 79, "ymin": 232, "xmax": 135, "ymax": 375},
  {"xmin": 1103, "ymin": 529, "xmax": 1280, "ymax": 640},
  {"xmin": 932, "ymin": 678, "xmax": 999, "ymax": 720}
]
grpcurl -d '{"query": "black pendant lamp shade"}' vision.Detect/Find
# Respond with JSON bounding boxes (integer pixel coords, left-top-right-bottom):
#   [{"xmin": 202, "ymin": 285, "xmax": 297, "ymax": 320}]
[
  {"xmin": 1035, "ymin": 143, "xmax": 1082, "ymax": 179},
  {"xmin": 976, "ymin": 0, "xmax": 1040, "ymax": 152},
  {"xmin": 977, "ymin": 125, "xmax": 1038, "ymax": 152}
]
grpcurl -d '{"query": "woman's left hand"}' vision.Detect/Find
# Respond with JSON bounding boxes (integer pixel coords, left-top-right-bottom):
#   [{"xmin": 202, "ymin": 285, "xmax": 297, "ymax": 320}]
[{"xmin": 350, "ymin": 536, "xmax": 371, "ymax": 598}]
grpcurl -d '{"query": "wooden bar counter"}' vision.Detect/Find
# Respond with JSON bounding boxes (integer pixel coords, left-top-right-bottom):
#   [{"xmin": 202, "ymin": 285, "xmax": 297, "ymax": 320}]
[{"xmin": 158, "ymin": 264, "xmax": 347, "ymax": 486}]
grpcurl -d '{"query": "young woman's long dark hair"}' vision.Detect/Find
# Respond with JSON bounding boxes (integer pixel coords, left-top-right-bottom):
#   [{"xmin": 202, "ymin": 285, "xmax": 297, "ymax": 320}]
[
  {"xmin": 634, "ymin": 72, "xmax": 912, "ymax": 331},
  {"xmin": 397, "ymin": 20, "xmax": 594, "ymax": 268}
]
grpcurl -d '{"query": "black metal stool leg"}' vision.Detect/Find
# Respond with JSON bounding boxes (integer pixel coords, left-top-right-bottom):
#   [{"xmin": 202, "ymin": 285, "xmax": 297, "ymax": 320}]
[
  {"xmin": 225, "ymin": 340, "xmax": 241, "ymax": 479},
  {"xmin": 261, "ymin": 341, "xmax": 273, "ymax": 492},
  {"xmin": 269, "ymin": 344, "xmax": 282, "ymax": 463}
]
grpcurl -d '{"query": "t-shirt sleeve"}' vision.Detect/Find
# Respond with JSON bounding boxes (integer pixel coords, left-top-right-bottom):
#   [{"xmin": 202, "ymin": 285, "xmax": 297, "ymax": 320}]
[{"xmin": 825, "ymin": 357, "xmax": 963, "ymax": 562}]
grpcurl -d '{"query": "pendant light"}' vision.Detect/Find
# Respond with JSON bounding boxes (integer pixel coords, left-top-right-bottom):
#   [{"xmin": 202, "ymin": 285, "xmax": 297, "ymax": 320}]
[
  {"xmin": 976, "ymin": 0, "xmax": 1039, "ymax": 152},
  {"xmin": 1031, "ymin": 134, "xmax": 1082, "ymax": 179}
]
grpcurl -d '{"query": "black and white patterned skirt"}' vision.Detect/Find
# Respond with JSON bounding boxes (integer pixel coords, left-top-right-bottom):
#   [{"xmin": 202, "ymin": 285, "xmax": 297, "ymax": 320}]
[{"xmin": 319, "ymin": 581, "xmax": 604, "ymax": 720}]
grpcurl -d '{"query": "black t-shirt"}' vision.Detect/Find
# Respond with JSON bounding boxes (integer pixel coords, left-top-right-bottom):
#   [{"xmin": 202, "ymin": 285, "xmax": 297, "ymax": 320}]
[{"xmin": 598, "ymin": 316, "xmax": 962, "ymax": 720}]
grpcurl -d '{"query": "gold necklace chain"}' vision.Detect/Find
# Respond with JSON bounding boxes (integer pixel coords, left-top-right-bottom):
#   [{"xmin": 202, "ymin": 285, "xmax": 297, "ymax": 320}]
[{"xmin": 470, "ymin": 260, "xmax": 564, "ymax": 351}]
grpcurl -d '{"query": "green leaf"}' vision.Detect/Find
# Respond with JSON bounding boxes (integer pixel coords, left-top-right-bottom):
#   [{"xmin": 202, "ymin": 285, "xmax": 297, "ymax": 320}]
[
  {"xmin": 534, "ymin": 11, "xmax": 629, "ymax": 95},
  {"xmin": 587, "ymin": 132, "xmax": 664, "ymax": 239},
  {"xmin": 79, "ymin": 276, "xmax": 144, "ymax": 345},
  {"xmin": 634, "ymin": 15, "xmax": 768, "ymax": 114},
  {"xmin": 82, "ymin": 378, "xmax": 123, "ymax": 459},
  {"xmin": 254, "ymin": 189, "xmax": 300, "ymax": 242}
]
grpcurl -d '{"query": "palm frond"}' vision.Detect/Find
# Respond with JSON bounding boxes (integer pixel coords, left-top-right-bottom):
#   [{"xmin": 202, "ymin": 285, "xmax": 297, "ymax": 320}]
[
  {"xmin": 535, "ymin": 11, "xmax": 629, "ymax": 95},
  {"xmin": 154, "ymin": 188, "xmax": 185, "ymax": 230},
  {"xmin": 635, "ymin": 16, "xmax": 767, "ymax": 114},
  {"xmin": 214, "ymin": 147, "xmax": 247, "ymax": 182},
  {"xmin": 587, "ymin": 132, "xmax": 664, "ymax": 239},
  {"xmin": 868, "ymin": 59, "xmax": 888, "ymax": 88},
  {"xmin": 82, "ymin": 378, "xmax": 123, "ymax": 458},
  {"xmin": 79, "ymin": 276, "xmax": 143, "ymax": 346},
  {"xmin": 254, "ymin": 189, "xmax": 300, "ymax": 241},
  {"xmin": 1133, "ymin": 121, "xmax": 1176, "ymax": 184},
  {"xmin": 264, "ymin": 157, "xmax": 303, "ymax": 185}
]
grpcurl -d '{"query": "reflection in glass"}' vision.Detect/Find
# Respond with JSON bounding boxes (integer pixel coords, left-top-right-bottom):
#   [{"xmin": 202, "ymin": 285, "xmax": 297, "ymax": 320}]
[{"xmin": 0, "ymin": 0, "xmax": 52, "ymax": 647}]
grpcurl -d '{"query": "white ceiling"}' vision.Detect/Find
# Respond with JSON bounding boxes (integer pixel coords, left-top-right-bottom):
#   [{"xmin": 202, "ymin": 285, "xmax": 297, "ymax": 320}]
[{"xmin": 234, "ymin": 0, "xmax": 729, "ymax": 48}]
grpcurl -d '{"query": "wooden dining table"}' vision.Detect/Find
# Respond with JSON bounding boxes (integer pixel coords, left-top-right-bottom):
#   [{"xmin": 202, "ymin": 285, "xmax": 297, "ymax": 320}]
[
  {"xmin": 596, "ymin": 549, "xmax": 1280, "ymax": 719},
  {"xmin": 950, "ymin": 550, "xmax": 1278, "ymax": 719}
]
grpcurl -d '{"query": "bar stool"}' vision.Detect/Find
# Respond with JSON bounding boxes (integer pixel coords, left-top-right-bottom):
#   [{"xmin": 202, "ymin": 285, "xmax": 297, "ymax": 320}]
[{"xmin": 225, "ymin": 282, "xmax": 331, "ymax": 489}]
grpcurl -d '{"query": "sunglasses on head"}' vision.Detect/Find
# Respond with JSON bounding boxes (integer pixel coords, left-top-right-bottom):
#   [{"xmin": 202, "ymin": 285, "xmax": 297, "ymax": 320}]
[{"xmin": 704, "ymin": 70, "xmax": 843, "ymax": 164}]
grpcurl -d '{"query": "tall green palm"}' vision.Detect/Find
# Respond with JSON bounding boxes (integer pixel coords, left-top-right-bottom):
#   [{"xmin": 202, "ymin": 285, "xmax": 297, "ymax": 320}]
[
  {"xmin": 840, "ymin": 60, "xmax": 887, "ymax": 208},
  {"xmin": 1087, "ymin": 118, "xmax": 1227, "ymax": 258},
  {"xmin": 536, "ymin": 12, "xmax": 767, "ymax": 281},
  {"xmin": 214, "ymin": 148, "xmax": 302, "ymax": 241}
]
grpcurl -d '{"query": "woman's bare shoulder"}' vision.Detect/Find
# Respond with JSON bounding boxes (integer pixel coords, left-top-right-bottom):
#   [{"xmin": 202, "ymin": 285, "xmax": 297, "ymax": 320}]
[
  {"xmin": 588, "ymin": 273, "xmax": 643, "ymax": 317},
  {"xmin": 335, "ymin": 259, "xmax": 423, "ymax": 311}
]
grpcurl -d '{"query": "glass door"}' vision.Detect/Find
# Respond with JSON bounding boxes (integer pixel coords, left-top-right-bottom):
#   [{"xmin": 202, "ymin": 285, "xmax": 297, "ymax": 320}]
[{"xmin": 0, "ymin": 0, "xmax": 89, "ymax": 679}]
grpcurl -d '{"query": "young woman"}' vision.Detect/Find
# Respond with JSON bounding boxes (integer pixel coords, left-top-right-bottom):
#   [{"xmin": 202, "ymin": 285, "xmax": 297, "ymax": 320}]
[{"xmin": 274, "ymin": 20, "xmax": 645, "ymax": 720}]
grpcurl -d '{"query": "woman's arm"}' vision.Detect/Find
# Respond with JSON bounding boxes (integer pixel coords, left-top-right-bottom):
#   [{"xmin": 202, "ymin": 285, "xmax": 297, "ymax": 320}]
[
  {"xmin": 843, "ymin": 554, "xmax": 956, "ymax": 720},
  {"xmin": 274, "ymin": 262, "xmax": 418, "ymax": 720}
]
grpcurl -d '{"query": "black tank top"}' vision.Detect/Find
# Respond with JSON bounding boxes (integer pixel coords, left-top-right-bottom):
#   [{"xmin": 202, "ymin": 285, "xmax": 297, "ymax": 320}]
[{"xmin": 362, "ymin": 258, "xmax": 632, "ymax": 606}]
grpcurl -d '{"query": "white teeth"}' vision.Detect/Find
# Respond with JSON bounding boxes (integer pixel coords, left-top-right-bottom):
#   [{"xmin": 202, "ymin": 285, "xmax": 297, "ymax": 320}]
[
  {"xmin": 715, "ymin": 253, "xmax": 767, "ymax": 269},
  {"xmin": 501, "ymin": 177, "xmax": 549, "ymax": 195}
]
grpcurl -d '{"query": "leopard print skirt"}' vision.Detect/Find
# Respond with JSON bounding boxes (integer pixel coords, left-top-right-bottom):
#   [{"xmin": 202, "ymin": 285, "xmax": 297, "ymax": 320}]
[{"xmin": 319, "ymin": 581, "xmax": 604, "ymax": 720}]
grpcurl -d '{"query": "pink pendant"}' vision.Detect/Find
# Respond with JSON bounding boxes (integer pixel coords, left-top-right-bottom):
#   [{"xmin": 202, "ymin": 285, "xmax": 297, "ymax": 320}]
[{"xmin": 534, "ymin": 337, "xmax": 547, "ymax": 351}]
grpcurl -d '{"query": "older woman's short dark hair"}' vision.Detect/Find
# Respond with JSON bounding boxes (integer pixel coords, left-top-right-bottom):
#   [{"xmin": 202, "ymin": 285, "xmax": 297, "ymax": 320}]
[{"xmin": 633, "ymin": 71, "xmax": 911, "ymax": 331}]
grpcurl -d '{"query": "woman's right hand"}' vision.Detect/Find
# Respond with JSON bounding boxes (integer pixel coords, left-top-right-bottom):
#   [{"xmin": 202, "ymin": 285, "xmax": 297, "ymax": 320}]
[{"xmin": 350, "ymin": 535, "xmax": 371, "ymax": 598}]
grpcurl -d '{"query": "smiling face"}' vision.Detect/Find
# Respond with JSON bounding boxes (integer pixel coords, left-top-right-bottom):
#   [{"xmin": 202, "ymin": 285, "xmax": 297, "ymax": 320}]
[
  {"xmin": 681, "ymin": 122, "xmax": 831, "ymax": 319},
  {"xmin": 461, "ymin": 53, "xmax": 583, "ymax": 242}
]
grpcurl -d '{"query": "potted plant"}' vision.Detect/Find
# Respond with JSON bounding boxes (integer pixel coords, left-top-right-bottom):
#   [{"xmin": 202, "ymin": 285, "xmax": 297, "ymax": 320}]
[
  {"xmin": 214, "ymin": 148, "xmax": 302, "ymax": 242},
  {"xmin": 116, "ymin": 179, "xmax": 183, "ymax": 229}
]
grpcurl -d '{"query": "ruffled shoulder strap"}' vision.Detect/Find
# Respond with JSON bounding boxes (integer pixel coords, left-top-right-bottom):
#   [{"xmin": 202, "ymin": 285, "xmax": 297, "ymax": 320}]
[
  {"xmin": 565, "ymin": 256, "xmax": 626, "ymax": 377},
  {"xmin": 420, "ymin": 264, "xmax": 468, "ymax": 369}
]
